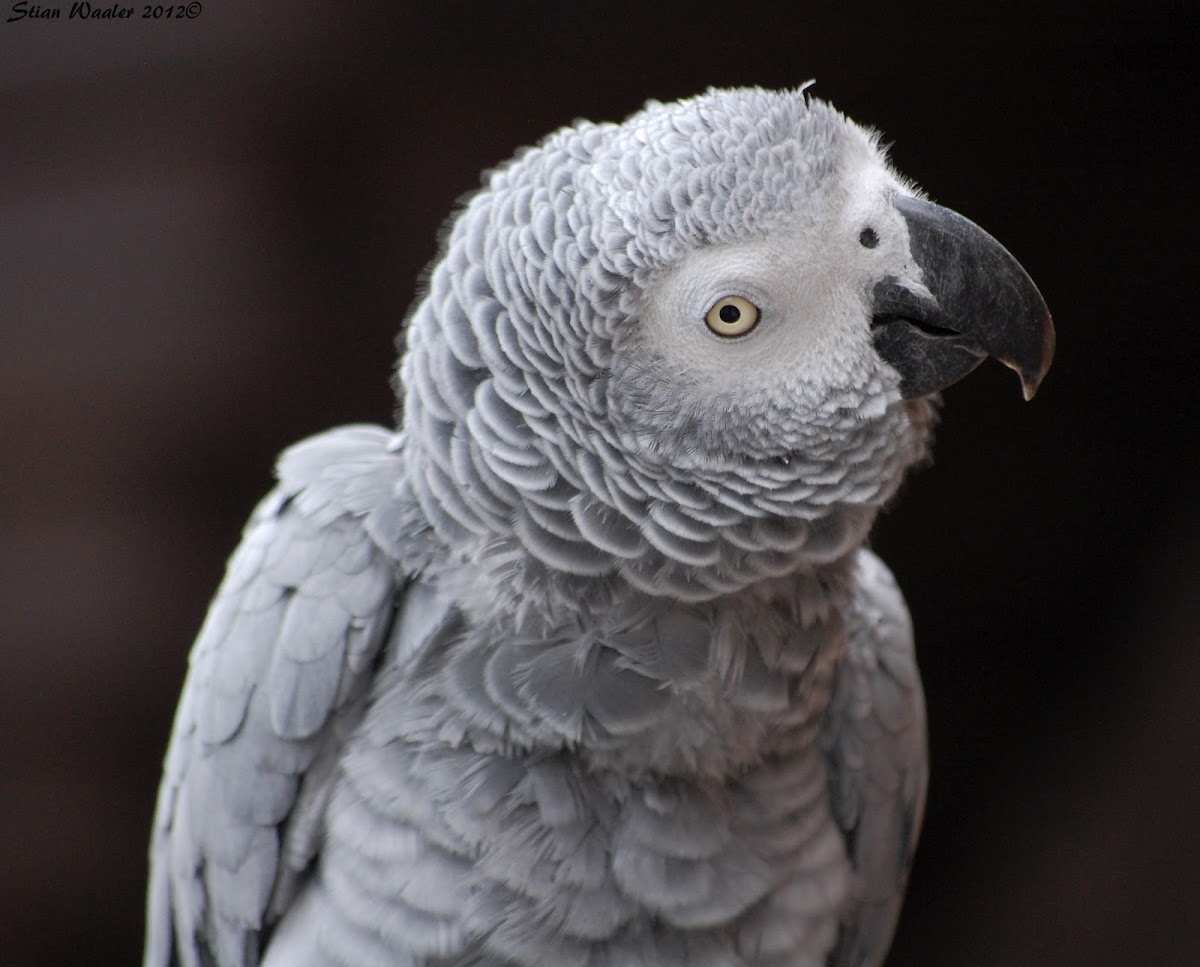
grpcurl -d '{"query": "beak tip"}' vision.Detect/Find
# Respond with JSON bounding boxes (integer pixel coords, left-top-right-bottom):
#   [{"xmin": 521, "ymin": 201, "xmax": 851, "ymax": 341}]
[{"xmin": 1013, "ymin": 310, "xmax": 1056, "ymax": 402}]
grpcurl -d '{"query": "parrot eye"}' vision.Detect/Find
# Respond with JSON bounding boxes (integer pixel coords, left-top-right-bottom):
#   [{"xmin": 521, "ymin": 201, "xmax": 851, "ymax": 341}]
[
  {"xmin": 859, "ymin": 227, "xmax": 880, "ymax": 249},
  {"xmin": 705, "ymin": 295, "xmax": 760, "ymax": 337}
]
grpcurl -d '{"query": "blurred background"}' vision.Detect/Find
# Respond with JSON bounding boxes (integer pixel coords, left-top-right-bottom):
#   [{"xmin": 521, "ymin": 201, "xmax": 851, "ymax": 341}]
[{"xmin": 1, "ymin": 1, "xmax": 1196, "ymax": 964}]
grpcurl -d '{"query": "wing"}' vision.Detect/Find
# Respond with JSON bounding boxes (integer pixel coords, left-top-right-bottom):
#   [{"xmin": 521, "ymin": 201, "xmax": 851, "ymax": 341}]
[
  {"xmin": 823, "ymin": 548, "xmax": 929, "ymax": 967},
  {"xmin": 144, "ymin": 425, "xmax": 413, "ymax": 967}
]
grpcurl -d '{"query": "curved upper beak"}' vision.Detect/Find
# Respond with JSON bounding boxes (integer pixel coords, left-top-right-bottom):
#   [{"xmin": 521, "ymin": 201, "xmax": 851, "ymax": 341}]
[{"xmin": 871, "ymin": 195, "xmax": 1055, "ymax": 400}]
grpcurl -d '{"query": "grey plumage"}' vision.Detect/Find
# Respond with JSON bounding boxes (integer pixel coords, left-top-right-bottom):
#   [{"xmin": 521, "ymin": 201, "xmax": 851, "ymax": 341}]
[{"xmin": 146, "ymin": 86, "xmax": 1053, "ymax": 966}]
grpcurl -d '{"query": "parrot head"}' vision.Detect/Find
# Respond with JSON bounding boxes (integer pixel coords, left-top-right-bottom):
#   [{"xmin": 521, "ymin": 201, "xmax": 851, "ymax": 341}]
[{"xmin": 397, "ymin": 87, "xmax": 1054, "ymax": 607}]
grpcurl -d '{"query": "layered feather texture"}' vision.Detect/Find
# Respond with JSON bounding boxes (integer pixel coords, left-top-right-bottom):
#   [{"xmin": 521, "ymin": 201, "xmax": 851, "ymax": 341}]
[{"xmin": 397, "ymin": 88, "xmax": 934, "ymax": 616}]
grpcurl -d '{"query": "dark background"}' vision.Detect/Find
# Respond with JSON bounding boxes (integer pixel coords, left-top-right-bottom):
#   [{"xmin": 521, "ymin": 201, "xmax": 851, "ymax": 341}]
[{"xmin": 2, "ymin": 2, "xmax": 1196, "ymax": 964}]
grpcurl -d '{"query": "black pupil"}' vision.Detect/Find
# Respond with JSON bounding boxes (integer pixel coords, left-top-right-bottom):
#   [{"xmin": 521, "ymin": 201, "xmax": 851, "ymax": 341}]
[
  {"xmin": 718, "ymin": 303, "xmax": 741, "ymax": 323},
  {"xmin": 859, "ymin": 227, "xmax": 879, "ymax": 248}
]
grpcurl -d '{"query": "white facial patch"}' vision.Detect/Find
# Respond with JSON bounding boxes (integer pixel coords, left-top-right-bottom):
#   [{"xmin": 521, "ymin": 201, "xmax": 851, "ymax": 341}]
[{"xmin": 636, "ymin": 234, "xmax": 876, "ymax": 406}]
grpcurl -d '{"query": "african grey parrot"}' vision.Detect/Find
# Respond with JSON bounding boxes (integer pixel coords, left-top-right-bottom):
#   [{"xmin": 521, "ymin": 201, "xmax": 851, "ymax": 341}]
[{"xmin": 145, "ymin": 86, "xmax": 1054, "ymax": 967}]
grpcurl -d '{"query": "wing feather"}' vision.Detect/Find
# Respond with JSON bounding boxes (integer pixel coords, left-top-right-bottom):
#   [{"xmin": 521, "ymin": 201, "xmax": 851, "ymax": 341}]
[
  {"xmin": 144, "ymin": 425, "xmax": 408, "ymax": 967},
  {"xmin": 823, "ymin": 549, "xmax": 929, "ymax": 967}
]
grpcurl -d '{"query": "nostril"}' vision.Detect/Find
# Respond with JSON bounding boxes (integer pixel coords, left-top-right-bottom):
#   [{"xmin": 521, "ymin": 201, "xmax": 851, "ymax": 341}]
[{"xmin": 859, "ymin": 227, "xmax": 880, "ymax": 249}]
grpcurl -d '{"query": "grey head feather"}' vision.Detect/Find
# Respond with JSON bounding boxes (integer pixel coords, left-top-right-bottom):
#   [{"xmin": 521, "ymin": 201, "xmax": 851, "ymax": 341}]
[{"xmin": 395, "ymin": 87, "xmax": 936, "ymax": 619}]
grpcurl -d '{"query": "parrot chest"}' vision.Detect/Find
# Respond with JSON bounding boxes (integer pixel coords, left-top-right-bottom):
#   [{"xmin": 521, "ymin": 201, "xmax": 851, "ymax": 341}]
[{"xmin": 305, "ymin": 576, "xmax": 856, "ymax": 964}]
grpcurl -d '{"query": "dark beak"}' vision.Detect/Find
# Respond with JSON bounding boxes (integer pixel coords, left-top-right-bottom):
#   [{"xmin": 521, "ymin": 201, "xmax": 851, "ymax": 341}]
[{"xmin": 871, "ymin": 195, "xmax": 1055, "ymax": 400}]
